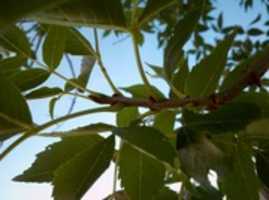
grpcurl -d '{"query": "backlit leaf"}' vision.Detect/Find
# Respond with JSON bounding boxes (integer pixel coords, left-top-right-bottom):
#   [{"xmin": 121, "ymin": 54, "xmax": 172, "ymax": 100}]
[
  {"xmin": 0, "ymin": 25, "xmax": 31, "ymax": 55},
  {"xmin": 113, "ymin": 126, "xmax": 177, "ymax": 166},
  {"xmin": 25, "ymin": 87, "xmax": 63, "ymax": 99},
  {"xmin": 32, "ymin": 0, "xmax": 126, "ymax": 30},
  {"xmin": 43, "ymin": 25, "xmax": 67, "ymax": 69},
  {"xmin": 9, "ymin": 68, "xmax": 50, "ymax": 92},
  {"xmin": 14, "ymin": 134, "xmax": 103, "ymax": 182},
  {"xmin": 185, "ymin": 33, "xmax": 235, "ymax": 97},
  {"xmin": 119, "ymin": 143, "xmax": 165, "ymax": 200},
  {"xmin": 0, "ymin": 73, "xmax": 32, "ymax": 137},
  {"xmin": 52, "ymin": 136, "xmax": 115, "ymax": 200},
  {"xmin": 164, "ymin": 8, "xmax": 201, "ymax": 80}
]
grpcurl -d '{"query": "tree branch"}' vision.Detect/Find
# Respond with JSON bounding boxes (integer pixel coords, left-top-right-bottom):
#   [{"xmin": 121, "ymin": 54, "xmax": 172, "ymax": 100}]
[{"xmin": 89, "ymin": 46, "xmax": 269, "ymax": 110}]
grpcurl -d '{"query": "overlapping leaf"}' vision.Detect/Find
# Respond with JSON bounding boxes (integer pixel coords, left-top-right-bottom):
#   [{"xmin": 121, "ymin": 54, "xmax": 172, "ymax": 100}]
[
  {"xmin": 43, "ymin": 25, "xmax": 67, "ymax": 69},
  {"xmin": 9, "ymin": 68, "xmax": 50, "ymax": 91},
  {"xmin": 0, "ymin": 73, "xmax": 32, "ymax": 137},
  {"xmin": 119, "ymin": 143, "xmax": 165, "ymax": 200},
  {"xmin": 52, "ymin": 136, "xmax": 115, "ymax": 200},
  {"xmin": 0, "ymin": 25, "xmax": 31, "ymax": 55},
  {"xmin": 14, "ymin": 134, "xmax": 103, "ymax": 182},
  {"xmin": 32, "ymin": 0, "xmax": 126, "ymax": 30},
  {"xmin": 219, "ymin": 142, "xmax": 260, "ymax": 200},
  {"xmin": 182, "ymin": 102, "xmax": 261, "ymax": 134},
  {"xmin": 113, "ymin": 126, "xmax": 177, "ymax": 166},
  {"xmin": 185, "ymin": 33, "xmax": 235, "ymax": 97},
  {"xmin": 164, "ymin": 8, "xmax": 201, "ymax": 80},
  {"xmin": 0, "ymin": 0, "xmax": 68, "ymax": 29},
  {"xmin": 139, "ymin": 0, "xmax": 177, "ymax": 26}
]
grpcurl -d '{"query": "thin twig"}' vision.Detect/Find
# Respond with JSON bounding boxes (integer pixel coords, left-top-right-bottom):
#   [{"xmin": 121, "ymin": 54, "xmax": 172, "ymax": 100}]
[{"xmin": 93, "ymin": 28, "xmax": 120, "ymax": 94}]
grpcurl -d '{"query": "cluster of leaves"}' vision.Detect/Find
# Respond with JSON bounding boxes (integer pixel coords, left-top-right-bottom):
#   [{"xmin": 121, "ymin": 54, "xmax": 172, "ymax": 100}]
[{"xmin": 1, "ymin": 0, "xmax": 269, "ymax": 200}]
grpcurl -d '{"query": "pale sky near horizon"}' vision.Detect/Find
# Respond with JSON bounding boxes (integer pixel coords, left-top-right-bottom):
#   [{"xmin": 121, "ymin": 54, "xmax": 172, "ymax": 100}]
[{"xmin": 0, "ymin": 1, "xmax": 267, "ymax": 200}]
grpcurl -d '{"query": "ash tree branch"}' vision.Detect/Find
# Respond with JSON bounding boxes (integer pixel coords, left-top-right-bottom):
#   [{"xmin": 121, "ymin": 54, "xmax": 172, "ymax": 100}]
[{"xmin": 89, "ymin": 46, "xmax": 269, "ymax": 110}]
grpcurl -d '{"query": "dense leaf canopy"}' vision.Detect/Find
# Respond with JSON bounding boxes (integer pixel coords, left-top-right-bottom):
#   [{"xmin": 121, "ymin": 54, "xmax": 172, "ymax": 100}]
[{"xmin": 1, "ymin": 0, "xmax": 269, "ymax": 199}]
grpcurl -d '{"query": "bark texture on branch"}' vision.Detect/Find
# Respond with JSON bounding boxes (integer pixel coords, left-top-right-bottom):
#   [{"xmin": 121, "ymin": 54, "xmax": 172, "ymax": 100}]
[{"xmin": 89, "ymin": 46, "xmax": 269, "ymax": 110}]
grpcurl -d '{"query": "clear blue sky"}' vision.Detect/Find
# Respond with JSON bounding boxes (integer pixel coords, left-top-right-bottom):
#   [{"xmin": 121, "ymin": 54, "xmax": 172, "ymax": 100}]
[{"xmin": 0, "ymin": 1, "xmax": 266, "ymax": 199}]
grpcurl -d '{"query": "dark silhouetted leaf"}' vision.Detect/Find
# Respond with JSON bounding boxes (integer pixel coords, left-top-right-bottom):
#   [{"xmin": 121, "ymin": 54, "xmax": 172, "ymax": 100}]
[
  {"xmin": 154, "ymin": 187, "xmax": 178, "ymax": 200},
  {"xmin": 33, "ymin": 0, "xmax": 126, "ymax": 30},
  {"xmin": 25, "ymin": 87, "xmax": 63, "ymax": 99},
  {"xmin": 139, "ymin": 0, "xmax": 177, "ymax": 26},
  {"xmin": 221, "ymin": 46, "xmax": 269, "ymax": 91},
  {"xmin": 0, "ymin": 73, "xmax": 32, "ymax": 137},
  {"xmin": 250, "ymin": 14, "xmax": 261, "ymax": 25},
  {"xmin": 182, "ymin": 103, "xmax": 261, "ymax": 134},
  {"xmin": 0, "ymin": 0, "xmax": 68, "ymax": 29},
  {"xmin": 0, "ymin": 56, "xmax": 26, "ymax": 75},
  {"xmin": 248, "ymin": 28, "xmax": 264, "ymax": 36},
  {"xmin": 0, "ymin": 25, "xmax": 31, "ymax": 55}
]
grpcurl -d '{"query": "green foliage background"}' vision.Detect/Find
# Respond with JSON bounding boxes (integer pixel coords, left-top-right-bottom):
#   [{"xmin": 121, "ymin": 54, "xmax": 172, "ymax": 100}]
[{"xmin": 1, "ymin": 0, "xmax": 269, "ymax": 199}]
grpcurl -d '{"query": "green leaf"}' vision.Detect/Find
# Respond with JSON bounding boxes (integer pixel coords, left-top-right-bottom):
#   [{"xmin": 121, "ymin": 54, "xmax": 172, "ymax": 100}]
[
  {"xmin": 139, "ymin": 0, "xmax": 177, "ymax": 26},
  {"xmin": 182, "ymin": 102, "xmax": 261, "ymax": 134},
  {"xmin": 0, "ymin": 0, "xmax": 68, "ymax": 29},
  {"xmin": 221, "ymin": 46, "xmax": 269, "ymax": 91},
  {"xmin": 220, "ymin": 142, "xmax": 260, "ymax": 200},
  {"xmin": 14, "ymin": 134, "xmax": 103, "ymax": 182},
  {"xmin": 247, "ymin": 28, "xmax": 264, "ymax": 36},
  {"xmin": 49, "ymin": 96, "xmax": 61, "ymax": 119},
  {"xmin": 25, "ymin": 87, "xmax": 63, "ymax": 99},
  {"xmin": 122, "ymin": 84, "xmax": 165, "ymax": 100},
  {"xmin": 153, "ymin": 110, "xmax": 176, "ymax": 135},
  {"xmin": 32, "ymin": 0, "xmax": 126, "ymax": 30},
  {"xmin": 147, "ymin": 63, "xmax": 165, "ymax": 79},
  {"xmin": 117, "ymin": 107, "xmax": 139, "ymax": 127},
  {"xmin": 41, "ymin": 123, "xmax": 114, "ymax": 138},
  {"xmin": 164, "ymin": 8, "xmax": 201, "ymax": 80},
  {"xmin": 113, "ymin": 126, "xmax": 177, "ymax": 166},
  {"xmin": 154, "ymin": 187, "xmax": 178, "ymax": 200},
  {"xmin": 246, "ymin": 119, "xmax": 269, "ymax": 136},
  {"xmin": 185, "ymin": 33, "xmax": 235, "ymax": 97},
  {"xmin": 52, "ymin": 136, "xmax": 115, "ymax": 200},
  {"xmin": 256, "ymin": 150, "xmax": 269, "ymax": 188},
  {"xmin": 9, "ymin": 68, "xmax": 50, "ymax": 92},
  {"xmin": 0, "ymin": 73, "xmax": 32, "ymax": 136},
  {"xmin": 103, "ymin": 191, "xmax": 129, "ymax": 200},
  {"xmin": 43, "ymin": 25, "xmax": 67, "ymax": 69},
  {"xmin": 170, "ymin": 58, "xmax": 189, "ymax": 96},
  {"xmin": 64, "ymin": 56, "xmax": 96, "ymax": 92},
  {"xmin": 249, "ymin": 14, "xmax": 261, "ymax": 25},
  {"xmin": 119, "ymin": 143, "xmax": 165, "ymax": 200},
  {"xmin": 217, "ymin": 13, "xmax": 223, "ymax": 30},
  {"xmin": 0, "ymin": 56, "xmax": 27, "ymax": 75},
  {"xmin": 233, "ymin": 92, "xmax": 269, "ymax": 118},
  {"xmin": 64, "ymin": 28, "xmax": 95, "ymax": 56},
  {"xmin": 0, "ymin": 25, "xmax": 31, "ymax": 55},
  {"xmin": 77, "ymin": 56, "xmax": 96, "ymax": 89}
]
